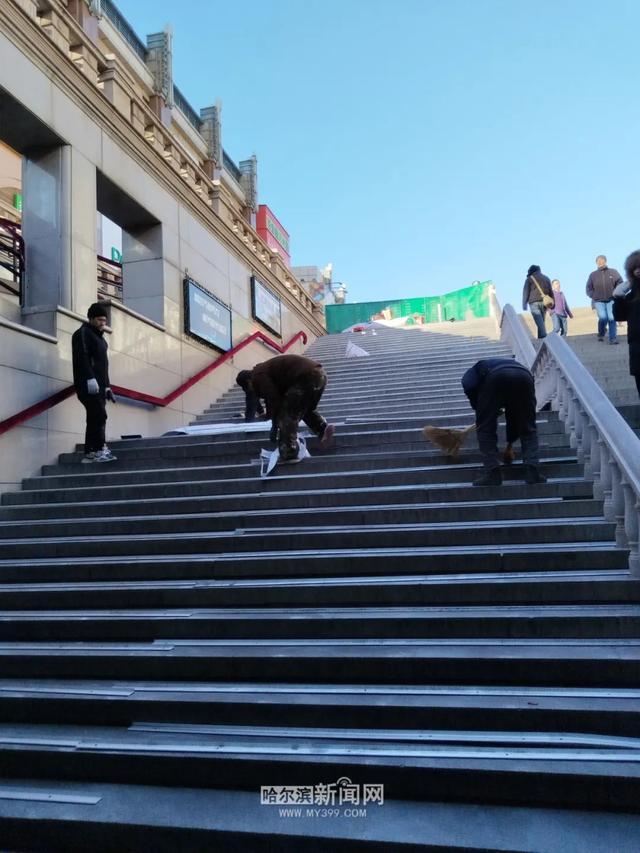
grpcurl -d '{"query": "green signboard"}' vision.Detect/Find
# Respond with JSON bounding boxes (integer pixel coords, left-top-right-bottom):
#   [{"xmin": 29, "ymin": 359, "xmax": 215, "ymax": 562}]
[{"xmin": 325, "ymin": 281, "xmax": 492, "ymax": 334}]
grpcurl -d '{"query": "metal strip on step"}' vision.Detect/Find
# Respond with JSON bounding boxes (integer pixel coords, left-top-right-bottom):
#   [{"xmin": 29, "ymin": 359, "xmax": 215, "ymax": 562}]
[
  {"xmin": 128, "ymin": 722, "xmax": 640, "ymax": 750},
  {"xmin": 0, "ymin": 787, "xmax": 101, "ymax": 805},
  {"xmin": 127, "ymin": 684, "xmax": 640, "ymax": 698}
]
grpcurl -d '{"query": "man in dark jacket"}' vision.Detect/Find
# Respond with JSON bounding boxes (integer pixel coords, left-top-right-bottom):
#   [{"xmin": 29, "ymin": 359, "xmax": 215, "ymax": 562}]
[
  {"xmin": 71, "ymin": 302, "xmax": 117, "ymax": 463},
  {"xmin": 586, "ymin": 255, "xmax": 623, "ymax": 343},
  {"xmin": 462, "ymin": 357, "xmax": 546, "ymax": 486},
  {"xmin": 248, "ymin": 354, "xmax": 335, "ymax": 462},
  {"xmin": 522, "ymin": 265, "xmax": 553, "ymax": 339},
  {"xmin": 613, "ymin": 251, "xmax": 640, "ymax": 398}
]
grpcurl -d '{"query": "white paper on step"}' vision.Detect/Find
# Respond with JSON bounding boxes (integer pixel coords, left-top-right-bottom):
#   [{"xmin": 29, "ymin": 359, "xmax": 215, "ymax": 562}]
[
  {"xmin": 345, "ymin": 341, "xmax": 370, "ymax": 358},
  {"xmin": 260, "ymin": 437, "xmax": 310, "ymax": 478},
  {"xmin": 164, "ymin": 421, "xmax": 273, "ymax": 437}
]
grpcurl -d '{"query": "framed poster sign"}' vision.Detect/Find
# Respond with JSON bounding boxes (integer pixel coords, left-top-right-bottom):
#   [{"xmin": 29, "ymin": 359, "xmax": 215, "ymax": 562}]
[
  {"xmin": 251, "ymin": 275, "xmax": 282, "ymax": 337},
  {"xmin": 184, "ymin": 277, "xmax": 232, "ymax": 352}
]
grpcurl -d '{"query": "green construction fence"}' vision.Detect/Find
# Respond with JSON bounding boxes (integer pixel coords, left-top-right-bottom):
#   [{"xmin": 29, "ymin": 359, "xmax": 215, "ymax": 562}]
[{"xmin": 325, "ymin": 281, "xmax": 492, "ymax": 334}]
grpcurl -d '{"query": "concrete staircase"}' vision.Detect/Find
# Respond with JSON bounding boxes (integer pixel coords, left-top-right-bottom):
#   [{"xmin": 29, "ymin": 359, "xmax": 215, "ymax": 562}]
[{"xmin": 0, "ymin": 321, "xmax": 639, "ymax": 851}]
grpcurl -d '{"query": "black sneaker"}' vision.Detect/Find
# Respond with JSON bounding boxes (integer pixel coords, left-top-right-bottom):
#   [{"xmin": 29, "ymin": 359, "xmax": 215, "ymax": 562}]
[
  {"xmin": 523, "ymin": 465, "xmax": 547, "ymax": 484},
  {"xmin": 473, "ymin": 468, "xmax": 502, "ymax": 487}
]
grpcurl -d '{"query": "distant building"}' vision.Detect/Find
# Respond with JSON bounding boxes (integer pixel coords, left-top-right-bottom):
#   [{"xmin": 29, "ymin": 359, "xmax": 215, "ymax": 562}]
[{"xmin": 293, "ymin": 263, "xmax": 343, "ymax": 305}]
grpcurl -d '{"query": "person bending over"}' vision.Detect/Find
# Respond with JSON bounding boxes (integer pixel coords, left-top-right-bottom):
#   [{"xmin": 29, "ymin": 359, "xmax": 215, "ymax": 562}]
[
  {"xmin": 247, "ymin": 354, "xmax": 335, "ymax": 462},
  {"xmin": 462, "ymin": 357, "xmax": 546, "ymax": 487}
]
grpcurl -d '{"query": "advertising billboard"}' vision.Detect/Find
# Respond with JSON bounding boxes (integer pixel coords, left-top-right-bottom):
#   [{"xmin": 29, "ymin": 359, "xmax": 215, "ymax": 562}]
[
  {"xmin": 184, "ymin": 277, "xmax": 232, "ymax": 352},
  {"xmin": 256, "ymin": 205, "xmax": 291, "ymax": 267},
  {"xmin": 251, "ymin": 275, "xmax": 282, "ymax": 337}
]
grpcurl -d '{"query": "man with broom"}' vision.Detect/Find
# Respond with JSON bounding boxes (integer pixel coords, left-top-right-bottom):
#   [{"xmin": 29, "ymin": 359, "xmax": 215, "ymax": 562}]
[{"xmin": 460, "ymin": 357, "xmax": 546, "ymax": 487}]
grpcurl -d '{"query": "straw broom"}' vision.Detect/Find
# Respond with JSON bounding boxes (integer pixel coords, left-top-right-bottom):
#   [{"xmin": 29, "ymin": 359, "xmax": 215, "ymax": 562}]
[
  {"xmin": 422, "ymin": 424, "xmax": 476, "ymax": 458},
  {"xmin": 422, "ymin": 423, "xmax": 516, "ymax": 463}
]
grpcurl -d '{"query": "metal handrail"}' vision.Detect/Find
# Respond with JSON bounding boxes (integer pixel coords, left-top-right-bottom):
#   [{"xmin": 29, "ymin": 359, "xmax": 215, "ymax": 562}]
[
  {"xmin": 97, "ymin": 254, "xmax": 123, "ymax": 301},
  {"xmin": 500, "ymin": 302, "xmax": 640, "ymax": 575},
  {"xmin": 0, "ymin": 217, "xmax": 24, "ymax": 299},
  {"xmin": 101, "ymin": 0, "xmax": 148, "ymax": 62},
  {"xmin": 173, "ymin": 85, "xmax": 202, "ymax": 132},
  {"xmin": 223, "ymin": 150, "xmax": 242, "ymax": 183}
]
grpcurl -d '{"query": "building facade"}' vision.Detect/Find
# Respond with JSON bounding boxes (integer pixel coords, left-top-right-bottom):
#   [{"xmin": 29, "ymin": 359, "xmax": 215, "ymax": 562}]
[{"xmin": 0, "ymin": 0, "xmax": 325, "ymax": 489}]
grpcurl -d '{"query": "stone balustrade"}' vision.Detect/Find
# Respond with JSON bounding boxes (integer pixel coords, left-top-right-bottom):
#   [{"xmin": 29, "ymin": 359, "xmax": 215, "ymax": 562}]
[{"xmin": 500, "ymin": 302, "xmax": 640, "ymax": 576}]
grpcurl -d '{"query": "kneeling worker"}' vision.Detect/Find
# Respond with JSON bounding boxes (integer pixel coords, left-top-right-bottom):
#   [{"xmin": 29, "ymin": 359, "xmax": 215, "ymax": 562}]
[
  {"xmin": 243, "ymin": 354, "xmax": 335, "ymax": 462},
  {"xmin": 461, "ymin": 357, "xmax": 546, "ymax": 487}
]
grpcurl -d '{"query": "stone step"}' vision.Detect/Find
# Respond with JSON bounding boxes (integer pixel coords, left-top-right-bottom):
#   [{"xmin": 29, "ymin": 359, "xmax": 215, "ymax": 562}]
[
  {"xmin": 28, "ymin": 447, "xmax": 575, "ymax": 492},
  {"xmin": 316, "ymin": 349, "xmax": 513, "ymax": 369},
  {"xmin": 70, "ymin": 411, "xmax": 563, "ymax": 453},
  {"xmin": 0, "ymin": 495, "xmax": 599, "ymax": 540},
  {"xmin": 41, "ymin": 438, "xmax": 573, "ymax": 479},
  {"xmin": 1, "ymin": 678, "xmax": 638, "ymax": 737},
  {"xmin": 0, "ymin": 570, "xmax": 631, "ymax": 611},
  {"xmin": 4, "ymin": 459, "xmax": 582, "ymax": 507},
  {"xmin": 0, "ymin": 639, "xmax": 637, "ymax": 685},
  {"xmin": 203, "ymin": 393, "xmax": 474, "ymax": 415},
  {"xmin": 0, "ymin": 478, "xmax": 594, "ymax": 522},
  {"xmin": 0, "ymin": 542, "xmax": 626, "ymax": 585},
  {"xmin": 0, "ymin": 778, "xmax": 638, "ymax": 851},
  {"xmin": 0, "ymin": 604, "xmax": 638, "ymax": 641},
  {"xmin": 0, "ymin": 516, "xmax": 613, "ymax": 560}
]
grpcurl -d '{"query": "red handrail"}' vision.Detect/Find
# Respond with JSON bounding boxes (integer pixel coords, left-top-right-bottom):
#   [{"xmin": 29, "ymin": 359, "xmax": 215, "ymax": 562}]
[{"xmin": 0, "ymin": 328, "xmax": 308, "ymax": 437}]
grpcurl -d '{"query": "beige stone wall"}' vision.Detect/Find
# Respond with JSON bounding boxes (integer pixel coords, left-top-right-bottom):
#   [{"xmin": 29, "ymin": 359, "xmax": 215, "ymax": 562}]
[
  {"xmin": 0, "ymin": 277, "xmax": 312, "ymax": 492},
  {"xmin": 0, "ymin": 5, "xmax": 323, "ymax": 490}
]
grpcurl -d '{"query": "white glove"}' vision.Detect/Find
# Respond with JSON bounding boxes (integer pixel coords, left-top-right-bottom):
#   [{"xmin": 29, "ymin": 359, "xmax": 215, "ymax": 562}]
[{"xmin": 87, "ymin": 378, "xmax": 100, "ymax": 395}]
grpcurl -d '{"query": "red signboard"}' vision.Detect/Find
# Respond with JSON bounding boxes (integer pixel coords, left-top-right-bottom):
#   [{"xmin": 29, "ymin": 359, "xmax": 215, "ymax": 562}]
[{"xmin": 256, "ymin": 204, "xmax": 291, "ymax": 267}]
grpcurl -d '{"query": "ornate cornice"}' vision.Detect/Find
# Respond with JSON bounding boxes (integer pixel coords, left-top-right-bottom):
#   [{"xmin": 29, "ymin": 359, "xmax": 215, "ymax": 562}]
[{"xmin": 0, "ymin": 0, "xmax": 325, "ymax": 335}]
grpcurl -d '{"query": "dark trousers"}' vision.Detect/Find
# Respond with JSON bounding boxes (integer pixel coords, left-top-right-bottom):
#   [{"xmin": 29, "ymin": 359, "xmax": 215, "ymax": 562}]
[
  {"xmin": 278, "ymin": 368, "xmax": 328, "ymax": 460},
  {"xmin": 635, "ymin": 375, "xmax": 640, "ymax": 398},
  {"xmin": 475, "ymin": 368, "xmax": 538, "ymax": 470},
  {"xmin": 79, "ymin": 395, "xmax": 107, "ymax": 454}
]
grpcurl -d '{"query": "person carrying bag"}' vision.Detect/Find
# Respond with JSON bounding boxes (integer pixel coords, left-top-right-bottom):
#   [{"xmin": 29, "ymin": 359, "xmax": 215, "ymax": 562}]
[{"xmin": 522, "ymin": 264, "xmax": 554, "ymax": 339}]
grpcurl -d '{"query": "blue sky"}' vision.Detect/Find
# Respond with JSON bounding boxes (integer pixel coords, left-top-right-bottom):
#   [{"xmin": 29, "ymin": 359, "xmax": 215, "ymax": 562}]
[{"xmin": 123, "ymin": 0, "xmax": 640, "ymax": 310}]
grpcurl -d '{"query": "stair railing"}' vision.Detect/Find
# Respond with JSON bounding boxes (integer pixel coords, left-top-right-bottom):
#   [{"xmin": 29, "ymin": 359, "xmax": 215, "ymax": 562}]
[
  {"xmin": 0, "ymin": 217, "xmax": 24, "ymax": 300},
  {"xmin": 500, "ymin": 303, "xmax": 640, "ymax": 576},
  {"xmin": 0, "ymin": 328, "xmax": 307, "ymax": 437}
]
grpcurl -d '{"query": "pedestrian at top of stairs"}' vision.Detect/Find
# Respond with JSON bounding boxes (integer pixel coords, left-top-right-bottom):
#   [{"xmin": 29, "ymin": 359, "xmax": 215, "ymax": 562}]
[
  {"xmin": 247, "ymin": 355, "xmax": 335, "ymax": 461},
  {"xmin": 613, "ymin": 251, "xmax": 640, "ymax": 399},
  {"xmin": 71, "ymin": 302, "xmax": 118, "ymax": 465},
  {"xmin": 461, "ymin": 358, "xmax": 546, "ymax": 488},
  {"xmin": 522, "ymin": 265, "xmax": 553, "ymax": 340},
  {"xmin": 586, "ymin": 255, "xmax": 623, "ymax": 344},
  {"xmin": 550, "ymin": 280, "xmax": 573, "ymax": 337}
]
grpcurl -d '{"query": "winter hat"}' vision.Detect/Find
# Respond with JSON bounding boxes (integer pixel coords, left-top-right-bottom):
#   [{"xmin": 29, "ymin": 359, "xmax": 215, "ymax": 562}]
[
  {"xmin": 527, "ymin": 265, "xmax": 541, "ymax": 276},
  {"xmin": 87, "ymin": 302, "xmax": 109, "ymax": 320}
]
